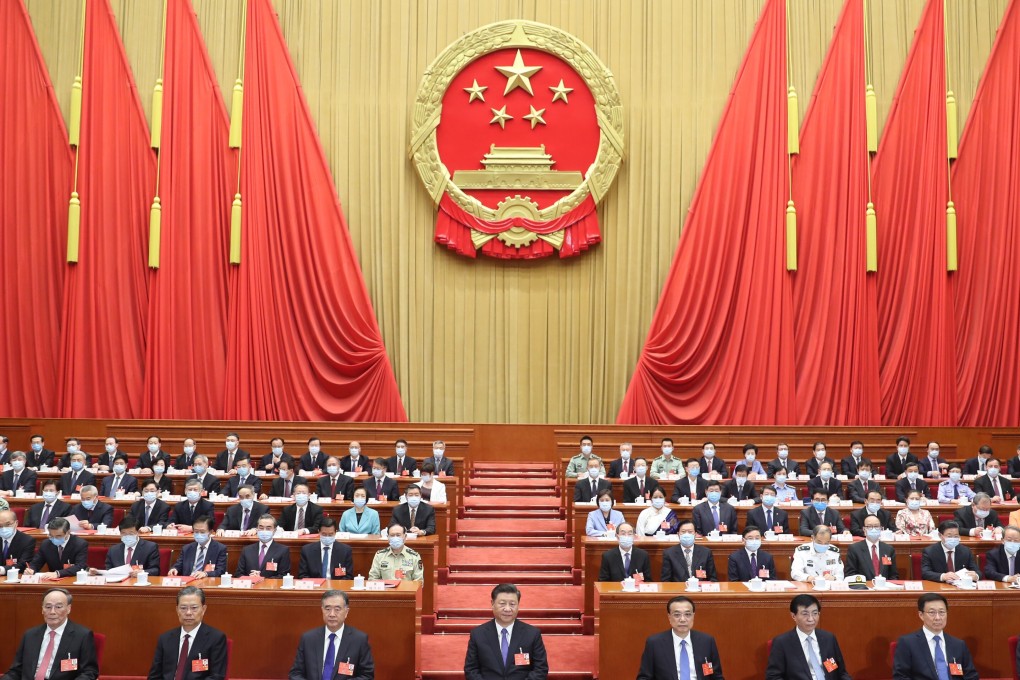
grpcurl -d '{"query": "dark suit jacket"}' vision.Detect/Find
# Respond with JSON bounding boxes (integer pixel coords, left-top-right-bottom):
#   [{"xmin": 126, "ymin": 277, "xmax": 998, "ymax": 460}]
[
  {"xmin": 28, "ymin": 448, "xmax": 55, "ymax": 469},
  {"xmin": 316, "ymin": 475, "xmax": 355, "ymax": 501},
  {"xmin": 840, "ymin": 456, "xmax": 866, "ymax": 478},
  {"xmin": 849, "ymin": 507, "xmax": 894, "ymax": 537},
  {"xmin": 671, "ymin": 477, "xmax": 708, "ymax": 502},
  {"xmin": 622, "ymin": 476, "xmax": 661, "ymax": 503},
  {"xmin": 847, "ymin": 479, "xmax": 880, "ymax": 504},
  {"xmin": 100, "ymin": 473, "xmax": 138, "ymax": 496},
  {"xmin": 892, "ymin": 629, "xmax": 978, "ymax": 680},
  {"xmin": 218, "ymin": 502, "xmax": 269, "ymax": 532},
  {"xmin": 921, "ymin": 543, "xmax": 979, "ymax": 582},
  {"xmin": 386, "ymin": 455, "xmax": 418, "ymax": 475},
  {"xmin": 259, "ymin": 451, "xmax": 294, "ymax": 470},
  {"xmin": 235, "ymin": 540, "xmax": 291, "ymax": 577},
  {"xmin": 983, "ymin": 545, "xmax": 1018, "ymax": 581},
  {"xmin": 918, "ymin": 456, "xmax": 948, "ymax": 477},
  {"xmin": 573, "ymin": 477, "xmax": 612, "ymax": 503},
  {"xmin": 962, "ymin": 457, "xmax": 988, "ymax": 475},
  {"xmin": 1009, "ymin": 455, "xmax": 1020, "ymax": 478},
  {"xmin": 700, "ymin": 456, "xmax": 728, "ymax": 476},
  {"xmin": 390, "ymin": 502, "xmax": 436, "ymax": 535},
  {"xmin": 147, "ymin": 624, "xmax": 227, "ymax": 680},
  {"xmin": 746, "ymin": 505, "xmax": 790, "ymax": 534},
  {"xmin": 895, "ymin": 477, "xmax": 931, "ymax": 502},
  {"xmin": 0, "ymin": 469, "xmax": 38, "ymax": 494},
  {"xmin": 268, "ymin": 475, "xmax": 308, "ymax": 498},
  {"xmin": 607, "ymin": 457, "xmax": 635, "ymax": 478},
  {"xmin": 362, "ymin": 476, "xmax": 399, "ymax": 501},
  {"xmin": 170, "ymin": 539, "xmax": 229, "ymax": 577},
  {"xmin": 106, "ymin": 538, "xmax": 161, "ymax": 575},
  {"xmin": 299, "ymin": 451, "xmax": 329, "ymax": 472},
  {"xmin": 637, "ymin": 629, "xmax": 723, "ymax": 680},
  {"xmin": 214, "ymin": 448, "xmax": 251, "ymax": 472},
  {"xmin": 175, "ymin": 452, "xmax": 198, "ymax": 469},
  {"xmin": 224, "ymin": 474, "xmax": 262, "ymax": 497},
  {"xmin": 845, "ymin": 539, "xmax": 899, "ymax": 579},
  {"xmin": 598, "ymin": 546, "xmax": 652, "ymax": 581},
  {"xmin": 2, "ymin": 530, "xmax": 36, "ymax": 572},
  {"xmin": 149, "ymin": 475, "xmax": 174, "ymax": 494},
  {"xmin": 280, "ymin": 502, "xmax": 324, "ymax": 533},
  {"xmin": 885, "ymin": 453, "xmax": 918, "ymax": 478},
  {"xmin": 297, "ymin": 541, "xmax": 354, "ymax": 580},
  {"xmin": 29, "ymin": 535, "xmax": 88, "ymax": 576},
  {"xmin": 722, "ymin": 479, "xmax": 757, "ymax": 502},
  {"xmin": 25, "ymin": 500, "xmax": 73, "ymax": 529},
  {"xmin": 187, "ymin": 474, "xmax": 221, "ymax": 495},
  {"xmin": 135, "ymin": 451, "xmax": 172, "ymax": 471},
  {"xmin": 798, "ymin": 507, "xmax": 846, "ymax": 536},
  {"xmin": 171, "ymin": 499, "xmax": 217, "ymax": 526},
  {"xmin": 765, "ymin": 627, "xmax": 850, "ymax": 680},
  {"xmin": 806, "ymin": 476, "xmax": 843, "ymax": 500},
  {"xmin": 3, "ymin": 621, "xmax": 99, "ymax": 680},
  {"xmin": 59, "ymin": 470, "xmax": 97, "ymax": 496},
  {"xmin": 338, "ymin": 454, "xmax": 368, "ymax": 474},
  {"xmin": 288, "ymin": 625, "xmax": 374, "ymax": 680},
  {"xmin": 804, "ymin": 457, "xmax": 836, "ymax": 478},
  {"xmin": 464, "ymin": 619, "xmax": 549, "ymax": 680},
  {"xmin": 973, "ymin": 473, "xmax": 1015, "ymax": 500},
  {"xmin": 953, "ymin": 505, "xmax": 1001, "ymax": 533},
  {"xmin": 691, "ymin": 502, "xmax": 737, "ymax": 535},
  {"xmin": 71, "ymin": 501, "xmax": 114, "ymax": 528},
  {"xmin": 727, "ymin": 548, "xmax": 776, "ymax": 581},
  {"xmin": 662, "ymin": 544, "xmax": 718, "ymax": 582},
  {"xmin": 129, "ymin": 499, "xmax": 171, "ymax": 528},
  {"xmin": 767, "ymin": 458, "xmax": 801, "ymax": 477},
  {"xmin": 428, "ymin": 456, "xmax": 455, "ymax": 476}
]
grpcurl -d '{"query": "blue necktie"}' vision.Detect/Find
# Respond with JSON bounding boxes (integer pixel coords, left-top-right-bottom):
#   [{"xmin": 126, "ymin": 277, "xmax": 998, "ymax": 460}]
[
  {"xmin": 623, "ymin": 552, "xmax": 631, "ymax": 576},
  {"xmin": 750, "ymin": 552, "xmax": 758, "ymax": 578},
  {"xmin": 322, "ymin": 547, "xmax": 330, "ymax": 579},
  {"xmin": 766, "ymin": 509, "xmax": 773, "ymax": 529},
  {"xmin": 712, "ymin": 505, "xmax": 720, "ymax": 529},
  {"xmin": 500, "ymin": 628, "xmax": 509, "ymax": 666},
  {"xmin": 806, "ymin": 635, "xmax": 827, "ymax": 680},
  {"xmin": 933, "ymin": 635, "xmax": 951, "ymax": 680},
  {"xmin": 678, "ymin": 639, "xmax": 691, "ymax": 680},
  {"xmin": 322, "ymin": 632, "xmax": 336, "ymax": 680}
]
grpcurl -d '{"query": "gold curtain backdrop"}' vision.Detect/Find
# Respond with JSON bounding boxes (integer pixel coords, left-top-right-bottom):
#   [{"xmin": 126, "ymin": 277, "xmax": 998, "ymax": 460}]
[{"xmin": 23, "ymin": 0, "xmax": 1007, "ymax": 423}]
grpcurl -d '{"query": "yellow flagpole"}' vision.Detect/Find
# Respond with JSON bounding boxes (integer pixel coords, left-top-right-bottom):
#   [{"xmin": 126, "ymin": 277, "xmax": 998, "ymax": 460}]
[
  {"xmin": 943, "ymin": 0, "xmax": 958, "ymax": 271},
  {"xmin": 67, "ymin": 0, "xmax": 88, "ymax": 263},
  {"xmin": 785, "ymin": 0, "xmax": 798, "ymax": 271},
  {"xmin": 229, "ymin": 0, "xmax": 248, "ymax": 265},
  {"xmin": 863, "ymin": 0, "xmax": 878, "ymax": 272},
  {"xmin": 149, "ymin": 0, "xmax": 168, "ymax": 269}
]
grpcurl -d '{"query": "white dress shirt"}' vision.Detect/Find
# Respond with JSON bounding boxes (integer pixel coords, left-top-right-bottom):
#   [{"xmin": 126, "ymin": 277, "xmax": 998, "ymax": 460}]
[
  {"xmin": 35, "ymin": 620, "xmax": 68, "ymax": 679},
  {"xmin": 180, "ymin": 623, "xmax": 201, "ymax": 656},
  {"xmin": 922, "ymin": 626, "xmax": 948, "ymax": 667},
  {"xmin": 671, "ymin": 630, "xmax": 698, "ymax": 678},
  {"xmin": 796, "ymin": 628, "xmax": 824, "ymax": 679},
  {"xmin": 323, "ymin": 624, "xmax": 345, "ymax": 666}
]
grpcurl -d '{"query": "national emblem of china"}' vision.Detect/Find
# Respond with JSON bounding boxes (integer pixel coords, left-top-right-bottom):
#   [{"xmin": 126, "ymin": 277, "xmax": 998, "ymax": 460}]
[{"xmin": 410, "ymin": 21, "xmax": 624, "ymax": 259}]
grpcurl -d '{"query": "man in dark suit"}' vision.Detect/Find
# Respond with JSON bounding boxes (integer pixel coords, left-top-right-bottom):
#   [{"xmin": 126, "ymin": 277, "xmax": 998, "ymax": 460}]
[
  {"xmin": 722, "ymin": 465, "xmax": 757, "ymax": 502},
  {"xmin": 804, "ymin": 442, "xmax": 835, "ymax": 478},
  {"xmin": 217, "ymin": 488, "xmax": 268, "ymax": 535},
  {"xmin": 100, "ymin": 455, "xmax": 138, "ymax": 496},
  {"xmin": 0, "ymin": 436, "xmax": 9, "ymax": 466},
  {"xmin": 266, "ymin": 461, "xmax": 306, "ymax": 499},
  {"xmin": 606, "ymin": 442, "xmax": 634, "ymax": 478},
  {"xmin": 1009, "ymin": 445, "xmax": 1020, "ymax": 478},
  {"xmin": 691, "ymin": 482, "xmax": 737, "ymax": 535},
  {"xmin": 671, "ymin": 459, "xmax": 708, "ymax": 502},
  {"xmin": 598, "ymin": 523, "xmax": 651, "ymax": 581},
  {"xmin": 387, "ymin": 439, "xmax": 417, "ymax": 476},
  {"xmin": 574, "ymin": 457, "xmax": 612, "ymax": 502},
  {"xmin": 71, "ymin": 486, "xmax": 114, "ymax": 530},
  {"xmin": 662, "ymin": 521, "xmax": 718, "ymax": 582},
  {"xmin": 223, "ymin": 457, "xmax": 262, "ymax": 497},
  {"xmin": 799, "ymin": 491, "xmax": 847, "ymax": 536},
  {"xmin": 235, "ymin": 515, "xmax": 290, "ymax": 577},
  {"xmin": 895, "ymin": 463, "xmax": 931, "ymax": 501},
  {"xmin": 175, "ymin": 438, "xmax": 199, "ymax": 470},
  {"xmin": 290, "ymin": 589, "xmax": 374, "ymax": 679},
  {"xmin": 974, "ymin": 459, "xmax": 1015, "ymax": 501},
  {"xmin": 56, "ymin": 439, "xmax": 93, "ymax": 470},
  {"xmin": 623, "ymin": 460, "xmax": 661, "ymax": 503},
  {"xmin": 260, "ymin": 437, "xmax": 294, "ymax": 472},
  {"xmin": 129, "ymin": 480, "xmax": 172, "ymax": 531},
  {"xmin": 280, "ymin": 485, "xmax": 324, "ymax": 534},
  {"xmin": 338, "ymin": 441, "xmax": 368, "ymax": 474},
  {"xmin": 148, "ymin": 585, "xmax": 228, "ymax": 679},
  {"xmin": 746, "ymin": 489, "xmax": 790, "ymax": 534},
  {"xmin": 213, "ymin": 432, "xmax": 250, "ymax": 472},
  {"xmin": 699, "ymin": 442, "xmax": 727, "ymax": 477},
  {"xmin": 892, "ymin": 593, "xmax": 978, "ymax": 680},
  {"xmin": 806, "ymin": 462, "xmax": 843, "ymax": 500},
  {"xmin": 0, "ymin": 451, "xmax": 38, "ymax": 495},
  {"xmin": 846, "ymin": 461, "xmax": 881, "ymax": 503},
  {"xmin": 135, "ymin": 435, "xmax": 173, "ymax": 473},
  {"xmin": 363, "ymin": 459, "xmax": 400, "ymax": 501},
  {"xmin": 766, "ymin": 442, "xmax": 801, "ymax": 478},
  {"xmin": 463, "ymin": 583, "xmax": 549, "ymax": 680},
  {"xmin": 187, "ymin": 455, "xmax": 221, "ymax": 495},
  {"xmin": 93, "ymin": 515, "xmax": 161, "ymax": 576},
  {"xmin": 984, "ymin": 525, "xmax": 1020, "ymax": 584},
  {"xmin": 298, "ymin": 518, "xmax": 354, "ymax": 580},
  {"xmin": 918, "ymin": 442, "xmax": 948, "ymax": 479},
  {"xmin": 1, "ymin": 588, "xmax": 99, "ymax": 680},
  {"xmin": 24, "ymin": 517, "xmax": 88, "ymax": 579},
  {"xmin": 921, "ymin": 521, "xmax": 980, "ymax": 583},
  {"xmin": 849, "ymin": 490, "xmax": 895, "ymax": 537},
  {"xmin": 765, "ymin": 594, "xmax": 850, "ymax": 680},
  {"xmin": 389, "ymin": 486, "xmax": 436, "ymax": 535},
  {"xmin": 845, "ymin": 514, "xmax": 899, "ymax": 579},
  {"xmin": 59, "ymin": 451, "xmax": 96, "ymax": 495},
  {"xmin": 27, "ymin": 434, "xmax": 55, "ymax": 470},
  {"xmin": 839, "ymin": 441, "xmax": 867, "ymax": 478},
  {"xmin": 172, "ymin": 480, "xmax": 216, "ymax": 529},
  {"xmin": 728, "ymin": 525, "xmax": 776, "ymax": 581},
  {"xmin": 962, "ymin": 445, "xmax": 995, "ymax": 475},
  {"xmin": 428, "ymin": 440, "xmax": 456, "ymax": 477},
  {"xmin": 953, "ymin": 493, "xmax": 1001, "ymax": 536},
  {"xmin": 0, "ymin": 508, "xmax": 36, "ymax": 577},
  {"xmin": 25, "ymin": 480, "xmax": 73, "ymax": 529},
  {"xmin": 315, "ymin": 457, "xmax": 355, "ymax": 500},
  {"xmin": 168, "ymin": 517, "xmax": 228, "ymax": 579},
  {"xmin": 886, "ymin": 436, "xmax": 918, "ymax": 479},
  {"xmin": 299, "ymin": 437, "xmax": 329, "ymax": 473},
  {"xmin": 637, "ymin": 595, "xmax": 724, "ymax": 680}
]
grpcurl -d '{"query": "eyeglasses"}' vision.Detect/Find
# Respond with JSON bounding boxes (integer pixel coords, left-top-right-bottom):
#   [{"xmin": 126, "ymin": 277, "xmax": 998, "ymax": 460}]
[
  {"xmin": 796, "ymin": 610, "xmax": 821, "ymax": 618},
  {"xmin": 177, "ymin": 605, "xmax": 203, "ymax": 613},
  {"xmin": 42, "ymin": 604, "xmax": 68, "ymax": 611},
  {"xmin": 668, "ymin": 611, "xmax": 694, "ymax": 620},
  {"xmin": 923, "ymin": 610, "xmax": 948, "ymax": 618}
]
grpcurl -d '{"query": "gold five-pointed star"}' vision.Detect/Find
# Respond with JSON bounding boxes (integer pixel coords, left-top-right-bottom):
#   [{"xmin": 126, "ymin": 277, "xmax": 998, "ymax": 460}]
[
  {"xmin": 489, "ymin": 106, "xmax": 513, "ymax": 129},
  {"xmin": 495, "ymin": 50, "xmax": 542, "ymax": 96},
  {"xmin": 523, "ymin": 105, "xmax": 547, "ymax": 129},
  {"xmin": 464, "ymin": 79, "xmax": 487, "ymax": 103},
  {"xmin": 549, "ymin": 79, "xmax": 573, "ymax": 104}
]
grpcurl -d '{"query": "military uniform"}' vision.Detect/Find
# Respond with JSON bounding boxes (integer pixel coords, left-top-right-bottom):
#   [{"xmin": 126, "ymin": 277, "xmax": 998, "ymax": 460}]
[
  {"xmin": 790, "ymin": 543, "xmax": 844, "ymax": 582},
  {"xmin": 650, "ymin": 455, "xmax": 685, "ymax": 480},
  {"xmin": 368, "ymin": 546, "xmax": 424, "ymax": 583},
  {"xmin": 565, "ymin": 454, "xmax": 605, "ymax": 479}
]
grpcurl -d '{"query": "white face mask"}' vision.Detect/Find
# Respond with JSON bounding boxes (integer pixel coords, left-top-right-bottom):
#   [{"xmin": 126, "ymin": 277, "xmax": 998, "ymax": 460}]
[
  {"xmin": 432, "ymin": 448, "xmax": 444, "ymax": 458},
  {"xmin": 396, "ymin": 447, "xmax": 406, "ymax": 456},
  {"xmin": 777, "ymin": 449, "xmax": 789, "ymax": 459},
  {"xmin": 852, "ymin": 448, "xmax": 863, "ymax": 457},
  {"xmin": 620, "ymin": 450, "xmax": 631, "ymax": 460},
  {"xmin": 309, "ymin": 445, "xmax": 321, "ymax": 455},
  {"xmin": 581, "ymin": 445, "xmax": 593, "ymax": 455},
  {"xmin": 183, "ymin": 446, "xmax": 195, "ymax": 455},
  {"xmin": 225, "ymin": 441, "xmax": 238, "ymax": 451},
  {"xmin": 815, "ymin": 450, "xmax": 826, "ymax": 459},
  {"xmin": 703, "ymin": 448, "xmax": 714, "ymax": 457}
]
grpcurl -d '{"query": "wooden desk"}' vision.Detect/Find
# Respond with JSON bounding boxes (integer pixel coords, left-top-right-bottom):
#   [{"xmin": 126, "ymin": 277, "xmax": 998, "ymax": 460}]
[
  {"xmin": 595, "ymin": 581, "xmax": 1020, "ymax": 680},
  {"xmin": 0, "ymin": 578, "xmax": 419, "ymax": 678}
]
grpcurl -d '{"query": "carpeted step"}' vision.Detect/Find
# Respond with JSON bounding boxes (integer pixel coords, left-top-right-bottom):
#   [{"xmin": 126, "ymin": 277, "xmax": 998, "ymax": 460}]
[
  {"xmin": 432, "ymin": 617, "xmax": 583, "ymax": 635},
  {"xmin": 454, "ymin": 536, "xmax": 567, "ymax": 547},
  {"xmin": 467, "ymin": 486, "xmax": 559, "ymax": 496},
  {"xmin": 420, "ymin": 634, "xmax": 595, "ymax": 679},
  {"xmin": 469, "ymin": 477, "xmax": 559, "ymax": 488},
  {"xmin": 460, "ymin": 507, "xmax": 564, "ymax": 520},
  {"xmin": 444, "ymin": 570, "xmax": 577, "ymax": 585},
  {"xmin": 455, "ymin": 519, "xmax": 567, "ymax": 535},
  {"xmin": 463, "ymin": 495, "xmax": 561, "ymax": 509},
  {"xmin": 472, "ymin": 463, "xmax": 556, "ymax": 472},
  {"xmin": 436, "ymin": 584, "xmax": 583, "ymax": 610},
  {"xmin": 448, "ymin": 547, "xmax": 573, "ymax": 569}
]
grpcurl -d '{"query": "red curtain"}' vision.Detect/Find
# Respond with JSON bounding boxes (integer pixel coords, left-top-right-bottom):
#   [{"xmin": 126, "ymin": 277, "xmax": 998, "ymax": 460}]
[
  {"xmin": 617, "ymin": 0, "xmax": 796, "ymax": 425},
  {"xmin": 224, "ymin": 0, "xmax": 406, "ymax": 421},
  {"xmin": 872, "ymin": 0, "xmax": 957, "ymax": 425},
  {"xmin": 142, "ymin": 0, "xmax": 231, "ymax": 419},
  {"xmin": 953, "ymin": 0, "xmax": 1020, "ymax": 426},
  {"xmin": 791, "ymin": 0, "xmax": 881, "ymax": 425},
  {"xmin": 56, "ymin": 0, "xmax": 155, "ymax": 418},
  {"xmin": 0, "ymin": 0, "xmax": 72, "ymax": 417}
]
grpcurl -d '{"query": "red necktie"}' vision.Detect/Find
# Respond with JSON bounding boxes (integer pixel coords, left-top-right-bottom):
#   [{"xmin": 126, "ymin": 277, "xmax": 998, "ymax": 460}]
[
  {"xmin": 174, "ymin": 633, "xmax": 190, "ymax": 680},
  {"xmin": 125, "ymin": 547, "xmax": 134, "ymax": 566},
  {"xmin": 871, "ymin": 544, "xmax": 880, "ymax": 576},
  {"xmin": 946, "ymin": 550, "xmax": 955, "ymax": 573},
  {"xmin": 34, "ymin": 630, "xmax": 56, "ymax": 680}
]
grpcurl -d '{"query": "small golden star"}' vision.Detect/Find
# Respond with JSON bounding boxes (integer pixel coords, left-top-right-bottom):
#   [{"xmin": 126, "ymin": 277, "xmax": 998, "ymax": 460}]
[
  {"xmin": 495, "ymin": 50, "xmax": 542, "ymax": 96},
  {"xmin": 549, "ymin": 79, "xmax": 573, "ymax": 104},
  {"xmin": 464, "ymin": 79, "xmax": 487, "ymax": 103},
  {"xmin": 489, "ymin": 106, "xmax": 513, "ymax": 129},
  {"xmin": 523, "ymin": 105, "xmax": 547, "ymax": 129}
]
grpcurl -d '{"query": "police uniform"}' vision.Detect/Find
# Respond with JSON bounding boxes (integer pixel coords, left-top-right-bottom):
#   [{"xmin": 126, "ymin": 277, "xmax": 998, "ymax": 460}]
[
  {"xmin": 790, "ymin": 543, "xmax": 844, "ymax": 582},
  {"xmin": 368, "ymin": 546, "xmax": 424, "ymax": 583},
  {"xmin": 650, "ymin": 455, "xmax": 684, "ymax": 480},
  {"xmin": 565, "ymin": 454, "xmax": 605, "ymax": 479}
]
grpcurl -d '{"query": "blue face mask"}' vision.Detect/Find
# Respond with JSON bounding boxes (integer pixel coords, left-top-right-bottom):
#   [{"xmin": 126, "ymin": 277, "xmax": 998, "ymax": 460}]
[
  {"xmin": 353, "ymin": 498, "xmax": 367, "ymax": 508},
  {"xmin": 867, "ymin": 502, "xmax": 882, "ymax": 514},
  {"xmin": 812, "ymin": 501, "xmax": 828, "ymax": 512},
  {"xmin": 70, "ymin": 461, "xmax": 84, "ymax": 472},
  {"xmin": 121, "ymin": 534, "xmax": 138, "ymax": 548},
  {"xmin": 651, "ymin": 498, "xmax": 666, "ymax": 510},
  {"xmin": 186, "ymin": 491, "xmax": 201, "ymax": 503},
  {"xmin": 774, "ymin": 476, "xmax": 787, "ymax": 485},
  {"xmin": 81, "ymin": 499, "xmax": 96, "ymax": 510},
  {"xmin": 194, "ymin": 532, "xmax": 210, "ymax": 545},
  {"xmin": 944, "ymin": 536, "xmax": 961, "ymax": 550},
  {"xmin": 858, "ymin": 471, "xmax": 871, "ymax": 481},
  {"xmin": 0, "ymin": 527, "xmax": 15, "ymax": 541},
  {"xmin": 907, "ymin": 472, "xmax": 919, "ymax": 482},
  {"xmin": 819, "ymin": 470, "xmax": 833, "ymax": 481},
  {"xmin": 707, "ymin": 491, "xmax": 722, "ymax": 504},
  {"xmin": 866, "ymin": 528, "xmax": 883, "ymax": 541},
  {"xmin": 598, "ymin": 500, "xmax": 612, "ymax": 512},
  {"xmin": 679, "ymin": 533, "xmax": 696, "ymax": 547},
  {"xmin": 49, "ymin": 536, "xmax": 66, "ymax": 547},
  {"xmin": 907, "ymin": 499, "xmax": 922, "ymax": 510},
  {"xmin": 257, "ymin": 530, "xmax": 274, "ymax": 543},
  {"xmin": 949, "ymin": 472, "xmax": 961, "ymax": 482},
  {"xmin": 320, "ymin": 535, "xmax": 337, "ymax": 548},
  {"xmin": 31, "ymin": 443, "xmax": 43, "ymax": 453},
  {"xmin": 813, "ymin": 543, "xmax": 830, "ymax": 553},
  {"xmin": 618, "ymin": 535, "xmax": 634, "ymax": 549},
  {"xmin": 407, "ymin": 496, "xmax": 421, "ymax": 509},
  {"xmin": 113, "ymin": 464, "xmax": 126, "ymax": 475},
  {"xmin": 240, "ymin": 498, "xmax": 254, "ymax": 511},
  {"xmin": 688, "ymin": 468, "xmax": 700, "ymax": 478},
  {"xmin": 745, "ymin": 539, "xmax": 762, "ymax": 552},
  {"xmin": 294, "ymin": 494, "xmax": 309, "ymax": 507},
  {"xmin": 389, "ymin": 536, "xmax": 405, "ymax": 551},
  {"xmin": 762, "ymin": 495, "xmax": 777, "ymax": 507},
  {"xmin": 193, "ymin": 465, "xmax": 206, "ymax": 475},
  {"xmin": 143, "ymin": 492, "xmax": 158, "ymax": 504}
]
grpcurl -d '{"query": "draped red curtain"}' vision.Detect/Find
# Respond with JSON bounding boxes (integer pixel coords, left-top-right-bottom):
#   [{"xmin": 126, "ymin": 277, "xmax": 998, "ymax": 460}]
[
  {"xmin": 872, "ymin": 0, "xmax": 957, "ymax": 425},
  {"xmin": 0, "ymin": 0, "xmax": 72, "ymax": 417},
  {"xmin": 617, "ymin": 0, "xmax": 796, "ymax": 425},
  {"xmin": 224, "ymin": 0, "xmax": 406, "ymax": 421},
  {"xmin": 56, "ymin": 0, "xmax": 155, "ymax": 418},
  {"xmin": 142, "ymin": 0, "xmax": 231, "ymax": 419},
  {"xmin": 791, "ymin": 0, "xmax": 881, "ymax": 425},
  {"xmin": 953, "ymin": 0, "xmax": 1020, "ymax": 426}
]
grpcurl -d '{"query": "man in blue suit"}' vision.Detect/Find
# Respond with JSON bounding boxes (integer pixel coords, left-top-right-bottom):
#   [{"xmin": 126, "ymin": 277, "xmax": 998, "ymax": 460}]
[
  {"xmin": 637, "ymin": 595, "xmax": 724, "ymax": 680},
  {"xmin": 765, "ymin": 594, "xmax": 851, "ymax": 679},
  {"xmin": 727, "ymin": 525, "xmax": 776, "ymax": 581},
  {"xmin": 464, "ymin": 583, "xmax": 549, "ymax": 680},
  {"xmin": 168, "ymin": 517, "xmax": 228, "ymax": 579},
  {"xmin": 892, "ymin": 593, "xmax": 978, "ymax": 680}
]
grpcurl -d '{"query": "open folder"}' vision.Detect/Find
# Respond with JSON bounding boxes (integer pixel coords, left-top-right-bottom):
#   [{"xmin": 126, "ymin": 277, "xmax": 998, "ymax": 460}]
[{"xmin": 94, "ymin": 564, "xmax": 133, "ymax": 583}]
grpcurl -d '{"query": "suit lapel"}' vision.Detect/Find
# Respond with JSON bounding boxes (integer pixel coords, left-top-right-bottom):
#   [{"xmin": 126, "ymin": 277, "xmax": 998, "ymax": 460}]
[
  {"xmin": 25, "ymin": 627, "xmax": 44, "ymax": 675},
  {"xmin": 918, "ymin": 631, "xmax": 938, "ymax": 678},
  {"xmin": 54, "ymin": 624, "xmax": 77, "ymax": 667},
  {"xmin": 311, "ymin": 630, "xmax": 326, "ymax": 676}
]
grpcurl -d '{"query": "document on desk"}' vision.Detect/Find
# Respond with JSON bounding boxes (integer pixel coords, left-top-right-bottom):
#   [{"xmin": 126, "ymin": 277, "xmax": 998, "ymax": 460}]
[{"xmin": 95, "ymin": 565, "xmax": 133, "ymax": 583}]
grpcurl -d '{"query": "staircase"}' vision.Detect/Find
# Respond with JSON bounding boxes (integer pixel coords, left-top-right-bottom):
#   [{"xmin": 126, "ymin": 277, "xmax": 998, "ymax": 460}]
[{"xmin": 421, "ymin": 461, "xmax": 595, "ymax": 679}]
